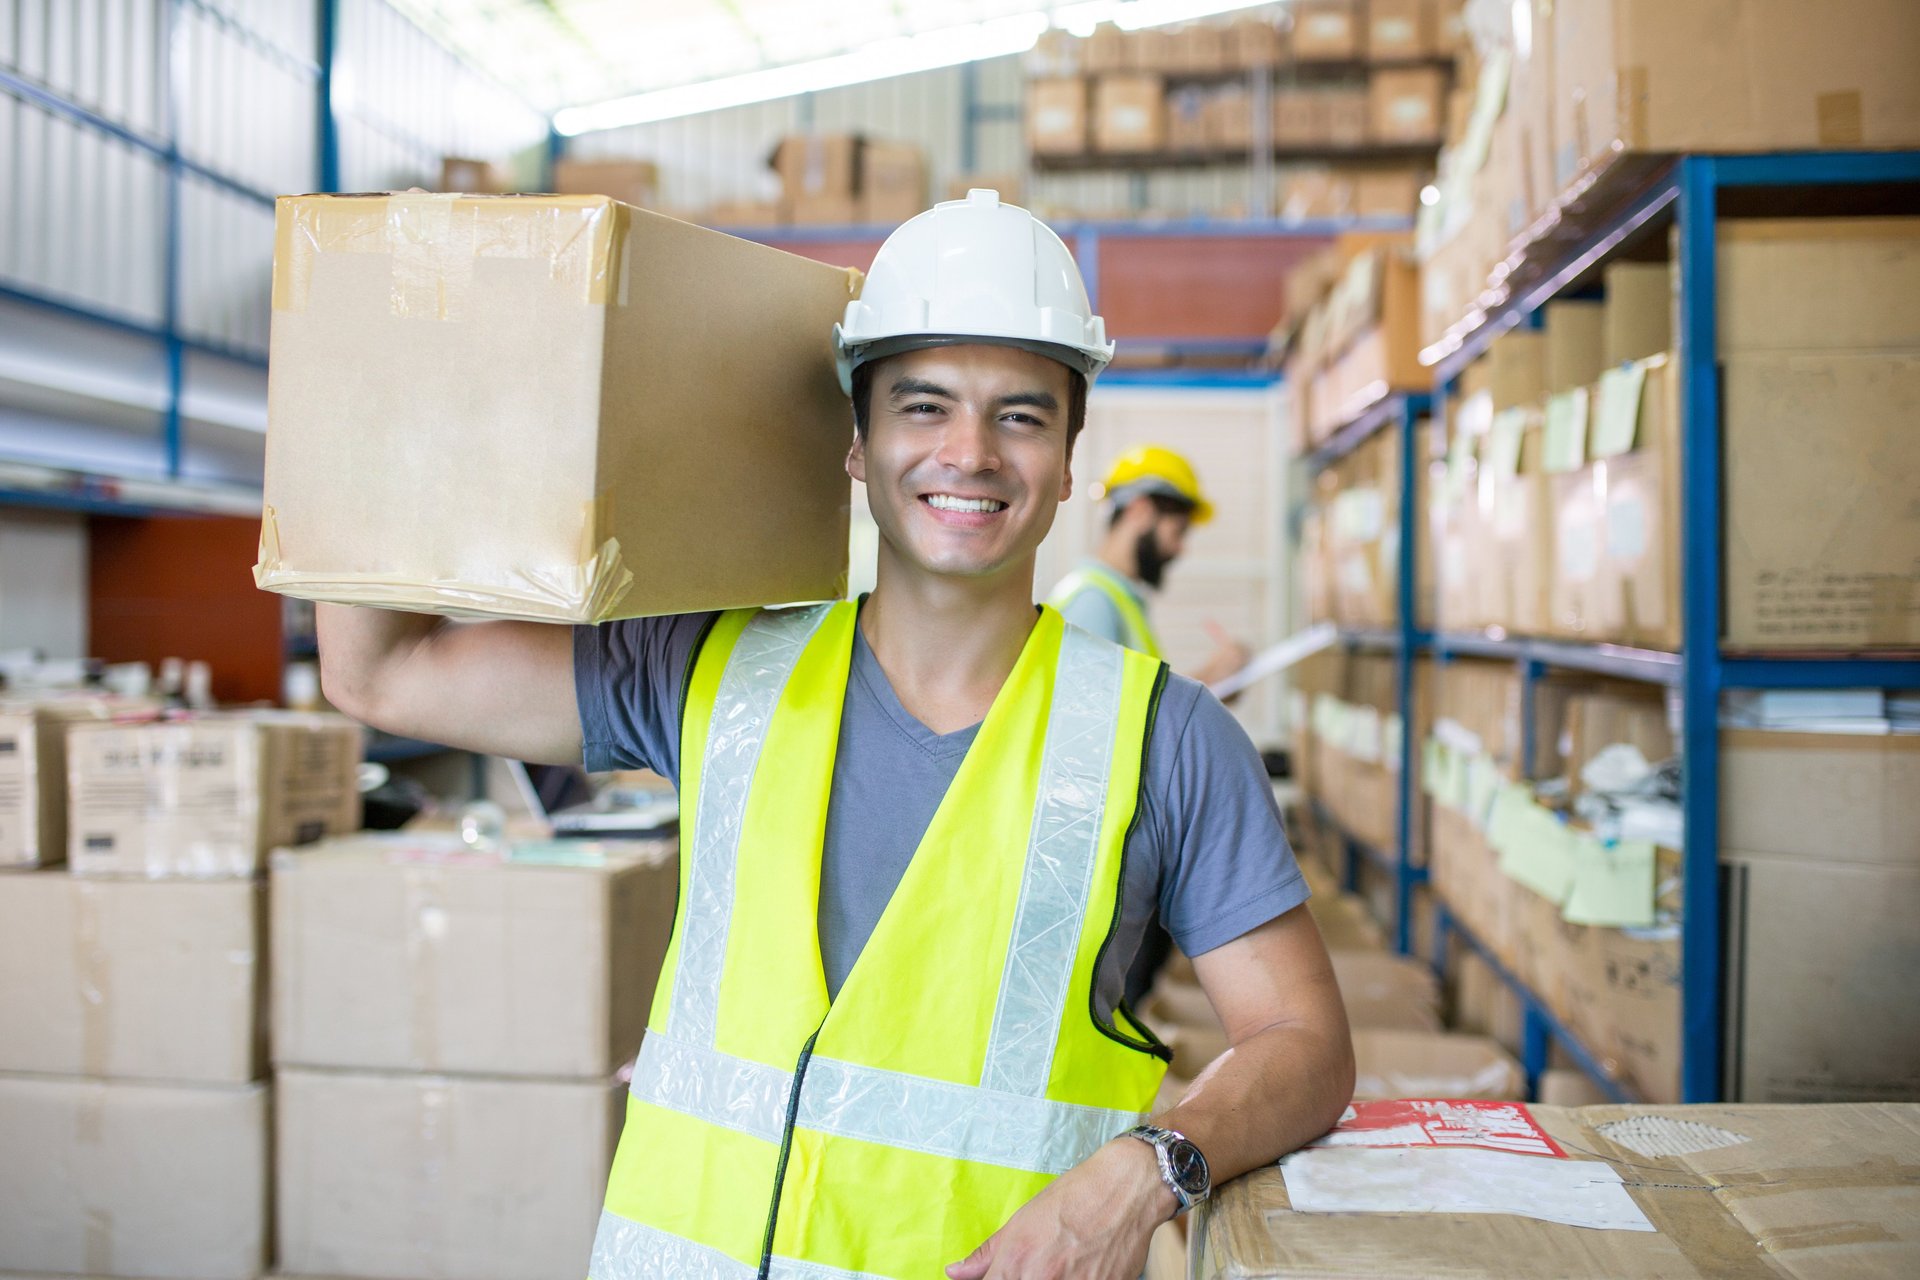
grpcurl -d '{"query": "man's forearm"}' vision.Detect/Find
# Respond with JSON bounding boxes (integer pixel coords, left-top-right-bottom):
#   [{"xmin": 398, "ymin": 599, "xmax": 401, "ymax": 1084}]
[{"xmin": 1153, "ymin": 1020, "xmax": 1355, "ymax": 1188}]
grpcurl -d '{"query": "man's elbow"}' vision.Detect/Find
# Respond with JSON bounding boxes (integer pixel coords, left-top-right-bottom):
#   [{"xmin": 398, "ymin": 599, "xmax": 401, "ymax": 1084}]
[{"xmin": 317, "ymin": 651, "xmax": 384, "ymax": 730}]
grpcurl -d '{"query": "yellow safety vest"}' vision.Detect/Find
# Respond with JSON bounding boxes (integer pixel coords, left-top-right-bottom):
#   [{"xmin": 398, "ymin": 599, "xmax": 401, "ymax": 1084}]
[
  {"xmin": 1046, "ymin": 564, "xmax": 1164, "ymax": 661},
  {"xmin": 591, "ymin": 601, "xmax": 1170, "ymax": 1279}
]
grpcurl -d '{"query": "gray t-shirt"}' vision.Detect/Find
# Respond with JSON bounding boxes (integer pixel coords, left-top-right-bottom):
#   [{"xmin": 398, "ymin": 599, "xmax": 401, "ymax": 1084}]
[{"xmin": 573, "ymin": 609, "xmax": 1307, "ymax": 1022}]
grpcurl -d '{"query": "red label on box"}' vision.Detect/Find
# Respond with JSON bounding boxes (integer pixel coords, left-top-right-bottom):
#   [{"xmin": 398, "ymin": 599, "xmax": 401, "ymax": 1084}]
[{"xmin": 1306, "ymin": 1100, "xmax": 1567, "ymax": 1157}]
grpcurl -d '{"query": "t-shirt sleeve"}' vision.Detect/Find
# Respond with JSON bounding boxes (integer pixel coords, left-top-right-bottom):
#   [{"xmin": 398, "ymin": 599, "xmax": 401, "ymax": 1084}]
[
  {"xmin": 1055, "ymin": 585, "xmax": 1130, "ymax": 647},
  {"xmin": 571, "ymin": 612, "xmax": 718, "ymax": 784},
  {"xmin": 1147, "ymin": 675, "xmax": 1310, "ymax": 957}
]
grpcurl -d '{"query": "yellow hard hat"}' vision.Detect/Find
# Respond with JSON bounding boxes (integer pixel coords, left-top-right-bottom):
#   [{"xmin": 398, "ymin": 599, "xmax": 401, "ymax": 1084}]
[{"xmin": 1097, "ymin": 444, "xmax": 1214, "ymax": 525}]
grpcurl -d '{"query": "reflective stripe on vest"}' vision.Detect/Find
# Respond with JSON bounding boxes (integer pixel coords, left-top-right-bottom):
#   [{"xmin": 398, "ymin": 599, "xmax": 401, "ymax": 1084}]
[
  {"xmin": 1046, "ymin": 566, "xmax": 1163, "ymax": 660},
  {"xmin": 592, "ymin": 601, "xmax": 1168, "ymax": 1279}
]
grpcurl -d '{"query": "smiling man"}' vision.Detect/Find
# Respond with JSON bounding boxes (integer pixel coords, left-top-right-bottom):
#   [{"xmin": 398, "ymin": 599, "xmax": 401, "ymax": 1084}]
[{"xmin": 314, "ymin": 190, "xmax": 1351, "ymax": 1280}]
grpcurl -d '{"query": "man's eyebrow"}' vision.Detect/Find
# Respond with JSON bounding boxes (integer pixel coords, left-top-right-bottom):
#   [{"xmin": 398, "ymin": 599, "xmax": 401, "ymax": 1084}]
[
  {"xmin": 888, "ymin": 377, "xmax": 955, "ymax": 400},
  {"xmin": 997, "ymin": 390, "xmax": 1060, "ymax": 413}
]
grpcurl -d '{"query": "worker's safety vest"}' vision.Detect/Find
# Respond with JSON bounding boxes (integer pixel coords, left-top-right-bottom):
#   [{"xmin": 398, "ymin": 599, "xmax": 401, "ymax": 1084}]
[
  {"xmin": 590, "ymin": 601, "xmax": 1170, "ymax": 1279},
  {"xmin": 1046, "ymin": 564, "xmax": 1163, "ymax": 660}
]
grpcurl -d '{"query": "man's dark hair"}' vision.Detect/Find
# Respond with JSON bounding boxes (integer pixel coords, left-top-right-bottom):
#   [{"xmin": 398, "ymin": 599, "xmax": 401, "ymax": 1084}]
[
  {"xmin": 1107, "ymin": 490, "xmax": 1197, "ymax": 529},
  {"xmin": 851, "ymin": 356, "xmax": 1089, "ymax": 455}
]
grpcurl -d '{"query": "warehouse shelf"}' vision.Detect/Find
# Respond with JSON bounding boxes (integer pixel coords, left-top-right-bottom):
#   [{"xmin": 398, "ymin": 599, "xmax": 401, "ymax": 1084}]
[
  {"xmin": 1032, "ymin": 141, "xmax": 1442, "ymax": 172},
  {"xmin": 1432, "ymin": 901, "xmax": 1637, "ymax": 1106},
  {"xmin": 1334, "ymin": 627, "xmax": 1405, "ymax": 653},
  {"xmin": 1295, "ymin": 149, "xmax": 1920, "ymax": 1105},
  {"xmin": 1300, "ymin": 390, "xmax": 1429, "ymax": 473}
]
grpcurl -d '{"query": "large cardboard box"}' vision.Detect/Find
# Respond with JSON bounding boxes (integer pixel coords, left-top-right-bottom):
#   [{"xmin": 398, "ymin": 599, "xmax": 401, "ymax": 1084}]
[
  {"xmin": 1194, "ymin": 1103, "xmax": 1920, "ymax": 1278},
  {"xmin": 1094, "ymin": 73, "xmax": 1166, "ymax": 153},
  {"xmin": 1368, "ymin": 67, "xmax": 1445, "ymax": 143},
  {"xmin": 1720, "ymin": 219, "xmax": 1920, "ymax": 649},
  {"xmin": 1353, "ymin": 1030, "xmax": 1525, "ymax": 1100},
  {"xmin": 0, "ymin": 1077, "xmax": 268, "ymax": 1280},
  {"xmin": 1722, "ymin": 731, "xmax": 1920, "ymax": 1103},
  {"xmin": 0, "ymin": 698, "xmax": 124, "ymax": 868},
  {"xmin": 551, "ymin": 157, "xmax": 658, "ymax": 209},
  {"xmin": 1167, "ymin": 22, "xmax": 1226, "ymax": 74},
  {"xmin": 1027, "ymin": 76, "xmax": 1089, "ymax": 155},
  {"xmin": 1291, "ymin": 0, "xmax": 1360, "ymax": 62},
  {"xmin": 271, "ymin": 834, "xmax": 677, "ymax": 1077},
  {"xmin": 1324, "ymin": 86, "xmax": 1370, "ymax": 147},
  {"xmin": 1591, "ymin": 354, "xmax": 1681, "ymax": 650},
  {"xmin": 1272, "ymin": 91, "xmax": 1330, "ymax": 148},
  {"xmin": 1552, "ymin": 0, "xmax": 1920, "ymax": 192},
  {"xmin": 0, "ymin": 875, "xmax": 263, "ymax": 1083},
  {"xmin": 1543, "ymin": 298, "xmax": 1604, "ymax": 394},
  {"xmin": 277, "ymin": 1067, "xmax": 622, "ymax": 1280},
  {"xmin": 67, "ymin": 712, "xmax": 360, "ymax": 878},
  {"xmin": 1167, "ymin": 85, "xmax": 1213, "ymax": 154},
  {"xmin": 256, "ymin": 193, "xmax": 859, "ymax": 622},
  {"xmin": 1366, "ymin": 0, "xmax": 1435, "ymax": 61}
]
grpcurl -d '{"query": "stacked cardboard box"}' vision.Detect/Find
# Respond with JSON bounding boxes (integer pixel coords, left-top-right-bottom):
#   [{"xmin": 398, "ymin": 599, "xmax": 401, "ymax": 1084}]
[
  {"xmin": 1292, "ymin": 651, "xmax": 1414, "ymax": 856},
  {"xmin": 1285, "ymin": 234, "xmax": 1425, "ymax": 442},
  {"xmin": 766, "ymin": 133, "xmax": 928, "ymax": 225},
  {"xmin": 1299, "ymin": 428, "xmax": 1403, "ymax": 630},
  {"xmin": 1194, "ymin": 1102, "xmax": 1920, "ymax": 1277},
  {"xmin": 0, "ymin": 695, "xmax": 133, "ymax": 868},
  {"xmin": 271, "ymin": 832, "xmax": 678, "ymax": 1279},
  {"xmin": 551, "ymin": 157, "xmax": 659, "ymax": 210}
]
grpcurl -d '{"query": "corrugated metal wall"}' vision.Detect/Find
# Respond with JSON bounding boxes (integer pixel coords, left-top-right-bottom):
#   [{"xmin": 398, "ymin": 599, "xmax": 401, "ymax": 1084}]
[{"xmin": 0, "ymin": 0, "xmax": 545, "ymax": 488}]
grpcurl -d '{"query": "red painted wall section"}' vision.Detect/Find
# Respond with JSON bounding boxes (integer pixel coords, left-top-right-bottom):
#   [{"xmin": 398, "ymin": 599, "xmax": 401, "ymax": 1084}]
[
  {"xmin": 757, "ymin": 231, "xmax": 1329, "ymax": 342},
  {"xmin": 88, "ymin": 514, "xmax": 284, "ymax": 706}
]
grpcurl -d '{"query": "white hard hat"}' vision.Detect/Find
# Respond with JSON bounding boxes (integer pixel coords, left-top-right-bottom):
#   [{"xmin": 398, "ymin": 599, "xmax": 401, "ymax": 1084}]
[{"xmin": 833, "ymin": 188, "xmax": 1115, "ymax": 395}]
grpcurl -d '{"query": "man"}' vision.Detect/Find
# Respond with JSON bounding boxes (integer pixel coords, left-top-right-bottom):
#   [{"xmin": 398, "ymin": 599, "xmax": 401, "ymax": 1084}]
[
  {"xmin": 316, "ymin": 190, "xmax": 1351, "ymax": 1280},
  {"xmin": 1048, "ymin": 445, "xmax": 1250, "ymax": 689}
]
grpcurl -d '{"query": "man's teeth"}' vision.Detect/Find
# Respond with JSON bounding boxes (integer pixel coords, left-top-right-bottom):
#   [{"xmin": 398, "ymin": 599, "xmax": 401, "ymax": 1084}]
[{"xmin": 926, "ymin": 494, "xmax": 1007, "ymax": 513}]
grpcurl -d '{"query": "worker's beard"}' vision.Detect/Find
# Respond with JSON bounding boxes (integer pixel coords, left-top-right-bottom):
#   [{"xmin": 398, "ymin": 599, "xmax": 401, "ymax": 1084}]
[{"xmin": 1133, "ymin": 528, "xmax": 1172, "ymax": 589}]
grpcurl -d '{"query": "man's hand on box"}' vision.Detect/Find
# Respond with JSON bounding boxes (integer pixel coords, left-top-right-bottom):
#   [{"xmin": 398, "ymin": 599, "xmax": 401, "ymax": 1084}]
[{"xmin": 945, "ymin": 1138, "xmax": 1169, "ymax": 1280}]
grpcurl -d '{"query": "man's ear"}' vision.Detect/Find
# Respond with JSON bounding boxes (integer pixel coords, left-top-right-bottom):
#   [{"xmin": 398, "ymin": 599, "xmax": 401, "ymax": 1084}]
[
  {"xmin": 1058, "ymin": 462, "xmax": 1073, "ymax": 504},
  {"xmin": 847, "ymin": 432, "xmax": 867, "ymax": 484}
]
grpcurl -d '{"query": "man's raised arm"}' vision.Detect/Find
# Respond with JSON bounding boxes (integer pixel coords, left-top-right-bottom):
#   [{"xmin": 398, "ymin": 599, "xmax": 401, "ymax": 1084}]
[{"xmin": 316, "ymin": 603, "xmax": 585, "ymax": 765}]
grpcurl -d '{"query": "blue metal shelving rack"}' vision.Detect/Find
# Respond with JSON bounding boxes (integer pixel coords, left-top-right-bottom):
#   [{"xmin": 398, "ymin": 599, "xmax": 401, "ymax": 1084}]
[{"xmin": 1298, "ymin": 150, "xmax": 1920, "ymax": 1105}]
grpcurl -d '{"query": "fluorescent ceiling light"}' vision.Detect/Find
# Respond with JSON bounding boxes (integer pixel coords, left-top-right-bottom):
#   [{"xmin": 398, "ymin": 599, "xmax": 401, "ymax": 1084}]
[{"xmin": 553, "ymin": 1, "xmax": 1280, "ymax": 133}]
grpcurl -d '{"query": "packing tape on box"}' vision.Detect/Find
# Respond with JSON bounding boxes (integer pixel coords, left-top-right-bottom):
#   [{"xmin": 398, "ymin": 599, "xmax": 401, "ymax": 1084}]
[
  {"xmin": 74, "ymin": 880, "xmax": 113, "ymax": 1075},
  {"xmin": 273, "ymin": 192, "xmax": 621, "ymax": 317}
]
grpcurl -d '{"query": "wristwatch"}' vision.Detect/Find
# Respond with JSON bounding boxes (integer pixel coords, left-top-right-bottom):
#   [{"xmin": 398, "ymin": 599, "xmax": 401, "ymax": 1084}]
[{"xmin": 1124, "ymin": 1123, "xmax": 1211, "ymax": 1215}]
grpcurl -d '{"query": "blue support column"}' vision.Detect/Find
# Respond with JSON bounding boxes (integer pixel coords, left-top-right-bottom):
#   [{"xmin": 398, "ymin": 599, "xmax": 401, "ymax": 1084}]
[
  {"xmin": 161, "ymin": 0, "xmax": 186, "ymax": 479},
  {"xmin": 545, "ymin": 124, "xmax": 566, "ymax": 192},
  {"xmin": 317, "ymin": 0, "xmax": 340, "ymax": 192},
  {"xmin": 1392, "ymin": 395, "xmax": 1429, "ymax": 954},
  {"xmin": 1521, "ymin": 1006, "xmax": 1550, "ymax": 1099},
  {"xmin": 1675, "ymin": 157, "xmax": 1726, "ymax": 1104}
]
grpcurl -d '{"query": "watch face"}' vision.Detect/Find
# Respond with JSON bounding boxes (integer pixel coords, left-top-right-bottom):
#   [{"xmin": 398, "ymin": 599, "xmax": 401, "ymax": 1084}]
[{"xmin": 1168, "ymin": 1139, "xmax": 1209, "ymax": 1194}]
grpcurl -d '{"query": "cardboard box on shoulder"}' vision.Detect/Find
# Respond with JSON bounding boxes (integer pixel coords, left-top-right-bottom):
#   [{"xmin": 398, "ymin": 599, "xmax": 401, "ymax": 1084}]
[
  {"xmin": 256, "ymin": 193, "xmax": 859, "ymax": 623},
  {"xmin": 0, "ymin": 875, "xmax": 263, "ymax": 1083},
  {"xmin": 66, "ymin": 711, "xmax": 360, "ymax": 878},
  {"xmin": 0, "ymin": 1076, "xmax": 268, "ymax": 1280},
  {"xmin": 1552, "ymin": 0, "xmax": 1920, "ymax": 194},
  {"xmin": 1719, "ymin": 218, "xmax": 1920, "ymax": 650},
  {"xmin": 1291, "ymin": 0, "xmax": 1360, "ymax": 61},
  {"xmin": 0, "ymin": 697, "xmax": 128, "ymax": 868},
  {"xmin": 1094, "ymin": 73, "xmax": 1167, "ymax": 152},
  {"xmin": 551, "ymin": 158, "xmax": 659, "ymax": 209},
  {"xmin": 1369, "ymin": 67, "xmax": 1445, "ymax": 143},
  {"xmin": 1366, "ymin": 0, "xmax": 1436, "ymax": 61},
  {"xmin": 1194, "ymin": 1102, "xmax": 1920, "ymax": 1278},
  {"xmin": 271, "ymin": 833, "xmax": 677, "ymax": 1077},
  {"xmin": 1723, "ymin": 730, "xmax": 1920, "ymax": 1103},
  {"xmin": 1027, "ymin": 77, "xmax": 1089, "ymax": 155},
  {"xmin": 277, "ymin": 1067, "xmax": 622, "ymax": 1280}
]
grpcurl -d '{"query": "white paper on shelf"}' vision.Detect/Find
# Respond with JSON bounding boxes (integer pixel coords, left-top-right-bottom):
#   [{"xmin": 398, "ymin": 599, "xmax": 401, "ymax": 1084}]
[
  {"xmin": 1279, "ymin": 1146, "xmax": 1657, "ymax": 1232},
  {"xmin": 1209, "ymin": 621, "xmax": 1339, "ymax": 700}
]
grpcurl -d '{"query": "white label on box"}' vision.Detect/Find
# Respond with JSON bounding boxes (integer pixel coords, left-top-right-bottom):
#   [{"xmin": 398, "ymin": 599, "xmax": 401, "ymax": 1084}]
[
  {"xmin": 1376, "ymin": 18, "xmax": 1415, "ymax": 44},
  {"xmin": 1037, "ymin": 107, "xmax": 1072, "ymax": 133},
  {"xmin": 1279, "ymin": 1146, "xmax": 1656, "ymax": 1231},
  {"xmin": 1390, "ymin": 97, "xmax": 1430, "ymax": 126},
  {"xmin": 1606, "ymin": 491, "xmax": 1649, "ymax": 561},
  {"xmin": 1307, "ymin": 15, "xmax": 1348, "ymax": 38},
  {"xmin": 1113, "ymin": 106, "xmax": 1148, "ymax": 132},
  {"xmin": 1595, "ymin": 1116, "xmax": 1748, "ymax": 1160}
]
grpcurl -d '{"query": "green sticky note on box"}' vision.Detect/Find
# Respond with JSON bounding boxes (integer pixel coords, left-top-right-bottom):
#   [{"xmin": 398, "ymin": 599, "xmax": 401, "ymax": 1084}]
[
  {"xmin": 1465, "ymin": 756, "xmax": 1502, "ymax": 829},
  {"xmin": 1500, "ymin": 805, "xmax": 1576, "ymax": 904},
  {"xmin": 1590, "ymin": 362, "xmax": 1648, "ymax": 459},
  {"xmin": 1422, "ymin": 739, "xmax": 1445, "ymax": 797},
  {"xmin": 1486, "ymin": 407, "xmax": 1527, "ymax": 479},
  {"xmin": 1542, "ymin": 386, "xmax": 1591, "ymax": 474},
  {"xmin": 1562, "ymin": 837, "xmax": 1656, "ymax": 927},
  {"xmin": 1486, "ymin": 782, "xmax": 1534, "ymax": 854}
]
